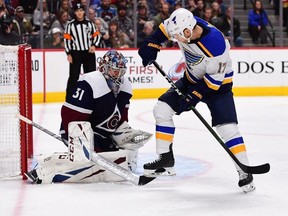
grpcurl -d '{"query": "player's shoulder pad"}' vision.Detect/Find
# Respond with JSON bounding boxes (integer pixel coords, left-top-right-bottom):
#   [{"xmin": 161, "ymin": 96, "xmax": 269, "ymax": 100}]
[
  {"xmin": 195, "ymin": 17, "xmax": 226, "ymax": 57},
  {"xmin": 79, "ymin": 72, "xmax": 111, "ymax": 98}
]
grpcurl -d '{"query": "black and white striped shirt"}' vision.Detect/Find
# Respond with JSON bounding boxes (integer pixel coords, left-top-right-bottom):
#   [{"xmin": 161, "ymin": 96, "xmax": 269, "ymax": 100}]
[{"xmin": 64, "ymin": 19, "xmax": 101, "ymax": 54}]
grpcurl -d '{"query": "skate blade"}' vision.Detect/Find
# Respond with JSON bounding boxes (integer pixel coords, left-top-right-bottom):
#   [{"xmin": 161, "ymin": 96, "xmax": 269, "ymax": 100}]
[
  {"xmin": 241, "ymin": 182, "xmax": 256, "ymax": 193},
  {"xmin": 144, "ymin": 167, "xmax": 176, "ymax": 177},
  {"xmin": 24, "ymin": 172, "xmax": 37, "ymax": 184}
]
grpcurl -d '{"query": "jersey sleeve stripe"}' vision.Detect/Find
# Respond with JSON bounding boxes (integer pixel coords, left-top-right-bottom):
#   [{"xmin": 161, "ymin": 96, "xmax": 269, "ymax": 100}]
[
  {"xmin": 92, "ymin": 31, "xmax": 100, "ymax": 37},
  {"xmin": 63, "ymin": 33, "xmax": 72, "ymax": 40},
  {"xmin": 203, "ymin": 74, "xmax": 223, "ymax": 90},
  {"xmin": 185, "ymin": 70, "xmax": 198, "ymax": 83},
  {"xmin": 222, "ymin": 71, "xmax": 234, "ymax": 84},
  {"xmin": 196, "ymin": 41, "xmax": 214, "ymax": 57},
  {"xmin": 159, "ymin": 23, "xmax": 170, "ymax": 39},
  {"xmin": 63, "ymin": 102, "xmax": 93, "ymax": 114}
]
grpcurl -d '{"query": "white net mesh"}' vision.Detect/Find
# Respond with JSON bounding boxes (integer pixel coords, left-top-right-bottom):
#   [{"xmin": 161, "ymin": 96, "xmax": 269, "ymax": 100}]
[{"xmin": 0, "ymin": 45, "xmax": 21, "ymax": 179}]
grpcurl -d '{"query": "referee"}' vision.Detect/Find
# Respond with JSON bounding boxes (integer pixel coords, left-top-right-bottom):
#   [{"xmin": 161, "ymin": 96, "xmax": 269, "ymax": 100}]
[{"xmin": 63, "ymin": 3, "xmax": 100, "ymax": 100}]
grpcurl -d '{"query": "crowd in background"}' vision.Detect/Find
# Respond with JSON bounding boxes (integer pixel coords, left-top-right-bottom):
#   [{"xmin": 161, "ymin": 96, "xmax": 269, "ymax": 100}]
[{"xmin": 0, "ymin": 0, "xmax": 287, "ymax": 48}]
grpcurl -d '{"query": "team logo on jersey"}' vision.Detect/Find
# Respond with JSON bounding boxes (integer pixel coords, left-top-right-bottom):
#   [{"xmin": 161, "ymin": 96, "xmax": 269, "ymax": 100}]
[
  {"xmin": 96, "ymin": 106, "xmax": 121, "ymax": 132},
  {"xmin": 183, "ymin": 47, "xmax": 204, "ymax": 66}
]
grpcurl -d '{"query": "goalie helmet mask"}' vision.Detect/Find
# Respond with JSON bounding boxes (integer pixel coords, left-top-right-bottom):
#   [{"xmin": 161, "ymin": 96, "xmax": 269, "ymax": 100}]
[
  {"xmin": 167, "ymin": 8, "xmax": 196, "ymax": 43},
  {"xmin": 99, "ymin": 50, "xmax": 128, "ymax": 86}
]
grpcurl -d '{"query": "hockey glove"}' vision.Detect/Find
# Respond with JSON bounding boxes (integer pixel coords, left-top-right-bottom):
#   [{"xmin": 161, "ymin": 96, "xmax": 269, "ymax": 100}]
[
  {"xmin": 177, "ymin": 87, "xmax": 202, "ymax": 114},
  {"xmin": 138, "ymin": 38, "xmax": 161, "ymax": 67}
]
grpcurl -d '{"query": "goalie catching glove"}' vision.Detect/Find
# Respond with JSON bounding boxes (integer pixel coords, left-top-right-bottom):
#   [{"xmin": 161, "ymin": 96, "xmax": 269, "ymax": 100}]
[{"xmin": 112, "ymin": 121, "xmax": 153, "ymax": 150}]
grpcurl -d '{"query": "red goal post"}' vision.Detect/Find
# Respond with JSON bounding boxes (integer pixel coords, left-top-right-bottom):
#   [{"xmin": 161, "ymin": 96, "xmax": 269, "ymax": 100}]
[{"xmin": 0, "ymin": 44, "xmax": 33, "ymax": 180}]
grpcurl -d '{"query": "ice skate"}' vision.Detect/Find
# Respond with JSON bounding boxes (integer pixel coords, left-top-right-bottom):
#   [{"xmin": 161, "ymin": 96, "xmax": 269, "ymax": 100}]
[
  {"xmin": 238, "ymin": 171, "xmax": 255, "ymax": 193},
  {"xmin": 25, "ymin": 169, "xmax": 42, "ymax": 184},
  {"xmin": 144, "ymin": 144, "xmax": 175, "ymax": 176}
]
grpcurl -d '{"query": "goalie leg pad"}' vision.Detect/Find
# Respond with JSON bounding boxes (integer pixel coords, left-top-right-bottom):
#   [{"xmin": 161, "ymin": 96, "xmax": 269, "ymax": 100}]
[
  {"xmin": 27, "ymin": 152, "xmax": 68, "ymax": 184},
  {"xmin": 68, "ymin": 121, "xmax": 94, "ymax": 162},
  {"xmin": 53, "ymin": 150, "xmax": 130, "ymax": 183},
  {"xmin": 112, "ymin": 121, "xmax": 152, "ymax": 151},
  {"xmin": 29, "ymin": 150, "xmax": 132, "ymax": 184},
  {"xmin": 127, "ymin": 150, "xmax": 138, "ymax": 172}
]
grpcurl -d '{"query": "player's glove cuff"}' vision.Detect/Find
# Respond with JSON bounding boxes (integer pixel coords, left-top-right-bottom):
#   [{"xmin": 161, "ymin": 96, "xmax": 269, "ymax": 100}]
[
  {"xmin": 138, "ymin": 38, "xmax": 161, "ymax": 67},
  {"xmin": 176, "ymin": 86, "xmax": 202, "ymax": 115}
]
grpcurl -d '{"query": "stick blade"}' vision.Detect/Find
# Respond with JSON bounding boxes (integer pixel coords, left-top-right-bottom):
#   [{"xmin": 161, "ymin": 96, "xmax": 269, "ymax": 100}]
[
  {"xmin": 138, "ymin": 175, "xmax": 156, "ymax": 186},
  {"xmin": 244, "ymin": 163, "xmax": 270, "ymax": 174}
]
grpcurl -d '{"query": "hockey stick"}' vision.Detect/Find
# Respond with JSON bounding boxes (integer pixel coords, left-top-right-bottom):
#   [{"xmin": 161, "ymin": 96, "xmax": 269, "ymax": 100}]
[
  {"xmin": 152, "ymin": 61, "xmax": 270, "ymax": 174},
  {"xmin": 16, "ymin": 114, "xmax": 156, "ymax": 186}
]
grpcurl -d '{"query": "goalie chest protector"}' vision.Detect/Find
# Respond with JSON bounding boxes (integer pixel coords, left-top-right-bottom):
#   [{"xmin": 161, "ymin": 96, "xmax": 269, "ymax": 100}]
[{"xmin": 62, "ymin": 72, "xmax": 132, "ymax": 138}]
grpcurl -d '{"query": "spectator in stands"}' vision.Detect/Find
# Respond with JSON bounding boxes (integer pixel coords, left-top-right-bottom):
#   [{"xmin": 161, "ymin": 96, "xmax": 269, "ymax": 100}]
[
  {"xmin": 46, "ymin": 0, "xmax": 60, "ymax": 14},
  {"xmin": 117, "ymin": 0, "xmax": 133, "ymax": 19},
  {"xmin": 44, "ymin": 26, "xmax": 64, "ymax": 48},
  {"xmin": 12, "ymin": 6, "xmax": 34, "ymax": 44},
  {"xmin": 193, "ymin": 0, "xmax": 205, "ymax": 19},
  {"xmin": 173, "ymin": 1, "xmax": 182, "ymax": 11},
  {"xmin": 89, "ymin": 0, "xmax": 101, "ymax": 12},
  {"xmin": 33, "ymin": 0, "xmax": 55, "ymax": 33},
  {"xmin": 143, "ymin": 20, "xmax": 154, "ymax": 37},
  {"xmin": 111, "ymin": 5, "xmax": 134, "ymax": 43},
  {"xmin": 80, "ymin": 0, "xmax": 88, "ymax": 10},
  {"xmin": 95, "ymin": 17, "xmax": 109, "ymax": 48},
  {"xmin": 70, "ymin": 0, "xmax": 78, "ymax": 8},
  {"xmin": 146, "ymin": 0, "xmax": 158, "ymax": 17},
  {"xmin": 88, "ymin": 7, "xmax": 108, "ymax": 31},
  {"xmin": 203, "ymin": 7, "xmax": 213, "ymax": 23},
  {"xmin": 210, "ymin": 1, "xmax": 224, "ymax": 29},
  {"xmin": 20, "ymin": 0, "xmax": 37, "ymax": 15},
  {"xmin": 137, "ymin": 3, "xmax": 152, "ymax": 47},
  {"xmin": 50, "ymin": 8, "xmax": 69, "ymax": 34},
  {"xmin": 152, "ymin": 2, "xmax": 170, "ymax": 27},
  {"xmin": 107, "ymin": 20, "xmax": 132, "ymax": 48},
  {"xmin": 215, "ymin": 0, "xmax": 226, "ymax": 14},
  {"xmin": 96, "ymin": 0, "xmax": 117, "ymax": 23},
  {"xmin": 0, "ymin": 2, "xmax": 8, "ymax": 20},
  {"xmin": 211, "ymin": 1, "xmax": 223, "ymax": 19},
  {"xmin": 248, "ymin": 0, "xmax": 268, "ymax": 44},
  {"xmin": 58, "ymin": 0, "xmax": 74, "ymax": 20},
  {"xmin": 0, "ymin": 15, "xmax": 21, "ymax": 45},
  {"xmin": 218, "ymin": 6, "xmax": 243, "ymax": 47},
  {"xmin": 3, "ymin": 0, "xmax": 15, "ymax": 15},
  {"xmin": 137, "ymin": 20, "xmax": 154, "ymax": 47},
  {"xmin": 185, "ymin": 0, "xmax": 196, "ymax": 13}
]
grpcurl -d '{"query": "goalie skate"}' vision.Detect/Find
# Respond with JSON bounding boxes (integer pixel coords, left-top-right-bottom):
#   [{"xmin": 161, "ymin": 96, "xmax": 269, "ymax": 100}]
[
  {"xmin": 143, "ymin": 144, "xmax": 175, "ymax": 177},
  {"xmin": 25, "ymin": 169, "xmax": 42, "ymax": 184},
  {"xmin": 238, "ymin": 171, "xmax": 256, "ymax": 193}
]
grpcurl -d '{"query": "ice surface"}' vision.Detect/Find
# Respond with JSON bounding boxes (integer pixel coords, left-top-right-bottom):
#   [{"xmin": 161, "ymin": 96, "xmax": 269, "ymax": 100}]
[{"xmin": 1, "ymin": 97, "xmax": 288, "ymax": 216}]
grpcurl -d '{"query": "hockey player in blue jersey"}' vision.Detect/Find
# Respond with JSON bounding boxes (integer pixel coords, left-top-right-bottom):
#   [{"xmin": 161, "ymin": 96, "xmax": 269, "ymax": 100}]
[
  {"xmin": 138, "ymin": 8, "xmax": 255, "ymax": 193},
  {"xmin": 26, "ymin": 50, "xmax": 152, "ymax": 184}
]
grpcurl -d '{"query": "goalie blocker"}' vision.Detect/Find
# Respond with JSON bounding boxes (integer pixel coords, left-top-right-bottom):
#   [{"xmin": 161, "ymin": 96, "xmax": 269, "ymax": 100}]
[{"xmin": 26, "ymin": 121, "xmax": 152, "ymax": 184}]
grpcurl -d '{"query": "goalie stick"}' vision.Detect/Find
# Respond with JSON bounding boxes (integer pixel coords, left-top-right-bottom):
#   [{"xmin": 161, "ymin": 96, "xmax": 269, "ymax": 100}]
[
  {"xmin": 152, "ymin": 61, "xmax": 270, "ymax": 174},
  {"xmin": 16, "ymin": 114, "xmax": 156, "ymax": 186}
]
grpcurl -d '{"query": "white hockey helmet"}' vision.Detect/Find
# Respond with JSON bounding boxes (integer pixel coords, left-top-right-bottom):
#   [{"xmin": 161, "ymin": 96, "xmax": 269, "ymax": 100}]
[{"xmin": 167, "ymin": 8, "xmax": 197, "ymax": 41}]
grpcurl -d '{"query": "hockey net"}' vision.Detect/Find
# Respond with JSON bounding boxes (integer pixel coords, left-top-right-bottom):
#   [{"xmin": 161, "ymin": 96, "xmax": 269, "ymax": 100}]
[{"xmin": 0, "ymin": 44, "xmax": 33, "ymax": 180}]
